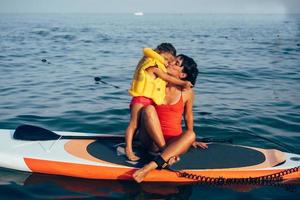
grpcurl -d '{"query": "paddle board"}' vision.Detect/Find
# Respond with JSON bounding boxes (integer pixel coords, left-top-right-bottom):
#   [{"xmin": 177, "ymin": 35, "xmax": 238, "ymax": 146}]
[{"xmin": 0, "ymin": 126, "xmax": 299, "ymax": 183}]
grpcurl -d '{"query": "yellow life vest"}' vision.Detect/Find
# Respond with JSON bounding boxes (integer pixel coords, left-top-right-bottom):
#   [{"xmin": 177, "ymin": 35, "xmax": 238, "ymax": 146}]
[{"xmin": 128, "ymin": 48, "xmax": 167, "ymax": 105}]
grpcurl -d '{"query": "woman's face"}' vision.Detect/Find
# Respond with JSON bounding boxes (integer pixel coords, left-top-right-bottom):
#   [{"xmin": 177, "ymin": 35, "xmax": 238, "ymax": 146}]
[{"xmin": 167, "ymin": 56, "xmax": 184, "ymax": 78}]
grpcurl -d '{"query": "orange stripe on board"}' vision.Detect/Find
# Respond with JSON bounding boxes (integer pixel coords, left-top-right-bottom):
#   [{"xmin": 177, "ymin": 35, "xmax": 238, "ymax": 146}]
[
  {"xmin": 24, "ymin": 158, "xmax": 179, "ymax": 182},
  {"xmin": 24, "ymin": 158, "xmax": 299, "ymax": 182}
]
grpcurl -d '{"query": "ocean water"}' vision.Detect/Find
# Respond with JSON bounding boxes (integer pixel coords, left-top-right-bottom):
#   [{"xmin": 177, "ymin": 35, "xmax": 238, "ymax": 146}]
[{"xmin": 0, "ymin": 13, "xmax": 300, "ymax": 199}]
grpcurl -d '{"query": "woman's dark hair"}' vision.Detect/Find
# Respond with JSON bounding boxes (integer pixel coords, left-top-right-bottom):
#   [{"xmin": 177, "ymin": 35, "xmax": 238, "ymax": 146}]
[
  {"xmin": 178, "ymin": 54, "xmax": 198, "ymax": 86},
  {"xmin": 156, "ymin": 43, "xmax": 177, "ymax": 56}
]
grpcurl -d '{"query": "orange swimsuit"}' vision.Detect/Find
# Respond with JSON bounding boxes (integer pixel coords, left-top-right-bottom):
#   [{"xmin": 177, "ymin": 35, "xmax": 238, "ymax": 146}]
[{"xmin": 155, "ymin": 93, "xmax": 184, "ymax": 142}]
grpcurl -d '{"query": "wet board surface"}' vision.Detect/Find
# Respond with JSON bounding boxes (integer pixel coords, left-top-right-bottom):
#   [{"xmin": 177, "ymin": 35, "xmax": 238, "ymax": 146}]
[{"xmin": 87, "ymin": 140, "xmax": 267, "ymax": 170}]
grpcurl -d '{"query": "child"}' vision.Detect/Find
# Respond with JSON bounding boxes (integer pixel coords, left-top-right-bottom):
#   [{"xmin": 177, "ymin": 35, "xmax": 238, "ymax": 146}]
[{"xmin": 125, "ymin": 43, "xmax": 192, "ymax": 161}]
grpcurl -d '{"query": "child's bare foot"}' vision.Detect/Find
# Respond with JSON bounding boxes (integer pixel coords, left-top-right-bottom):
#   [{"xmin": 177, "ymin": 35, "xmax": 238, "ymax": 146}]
[
  {"xmin": 128, "ymin": 153, "xmax": 140, "ymax": 161},
  {"xmin": 126, "ymin": 148, "xmax": 140, "ymax": 161}
]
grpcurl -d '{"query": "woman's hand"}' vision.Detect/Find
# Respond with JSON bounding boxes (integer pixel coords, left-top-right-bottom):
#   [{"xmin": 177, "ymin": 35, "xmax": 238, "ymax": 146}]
[{"xmin": 192, "ymin": 141, "xmax": 208, "ymax": 149}]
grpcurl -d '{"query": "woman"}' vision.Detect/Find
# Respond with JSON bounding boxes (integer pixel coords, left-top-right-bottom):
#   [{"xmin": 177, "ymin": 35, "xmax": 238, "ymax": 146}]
[{"xmin": 133, "ymin": 54, "xmax": 208, "ymax": 183}]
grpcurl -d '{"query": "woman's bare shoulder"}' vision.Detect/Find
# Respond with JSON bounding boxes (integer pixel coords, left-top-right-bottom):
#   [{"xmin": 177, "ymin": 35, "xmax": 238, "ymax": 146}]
[{"xmin": 182, "ymin": 88, "xmax": 194, "ymax": 102}]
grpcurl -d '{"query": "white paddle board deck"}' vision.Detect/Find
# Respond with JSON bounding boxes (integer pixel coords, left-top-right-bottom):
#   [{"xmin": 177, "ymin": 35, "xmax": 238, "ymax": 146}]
[{"xmin": 0, "ymin": 127, "xmax": 299, "ymax": 183}]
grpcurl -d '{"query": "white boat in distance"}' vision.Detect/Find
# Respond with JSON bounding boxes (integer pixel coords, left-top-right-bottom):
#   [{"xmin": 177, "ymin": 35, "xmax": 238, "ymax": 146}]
[{"xmin": 134, "ymin": 12, "xmax": 144, "ymax": 16}]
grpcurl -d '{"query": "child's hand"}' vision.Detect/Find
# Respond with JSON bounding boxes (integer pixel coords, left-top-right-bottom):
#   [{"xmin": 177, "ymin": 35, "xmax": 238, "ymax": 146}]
[
  {"xmin": 126, "ymin": 147, "xmax": 140, "ymax": 161},
  {"xmin": 183, "ymin": 81, "xmax": 193, "ymax": 89}
]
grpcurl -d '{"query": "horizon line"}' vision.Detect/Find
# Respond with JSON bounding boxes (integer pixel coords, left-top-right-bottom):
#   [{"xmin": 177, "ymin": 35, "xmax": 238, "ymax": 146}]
[{"xmin": 0, "ymin": 12, "xmax": 299, "ymax": 15}]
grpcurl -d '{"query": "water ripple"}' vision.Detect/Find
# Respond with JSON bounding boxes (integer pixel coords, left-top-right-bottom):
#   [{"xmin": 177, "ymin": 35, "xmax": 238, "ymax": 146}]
[{"xmin": 0, "ymin": 13, "xmax": 300, "ymax": 199}]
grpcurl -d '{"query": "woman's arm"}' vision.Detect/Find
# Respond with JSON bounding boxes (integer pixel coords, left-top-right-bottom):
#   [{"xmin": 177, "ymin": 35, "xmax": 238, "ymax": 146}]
[
  {"xmin": 184, "ymin": 89, "xmax": 208, "ymax": 149},
  {"xmin": 183, "ymin": 89, "xmax": 194, "ymax": 131}
]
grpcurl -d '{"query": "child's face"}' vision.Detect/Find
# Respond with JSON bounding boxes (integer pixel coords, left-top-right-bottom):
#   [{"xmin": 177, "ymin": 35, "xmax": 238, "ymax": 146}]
[{"xmin": 160, "ymin": 52, "xmax": 176, "ymax": 68}]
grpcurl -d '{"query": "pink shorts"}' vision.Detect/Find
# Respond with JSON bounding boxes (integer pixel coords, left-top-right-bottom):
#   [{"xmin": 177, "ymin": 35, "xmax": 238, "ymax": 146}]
[{"xmin": 130, "ymin": 96, "xmax": 154, "ymax": 108}]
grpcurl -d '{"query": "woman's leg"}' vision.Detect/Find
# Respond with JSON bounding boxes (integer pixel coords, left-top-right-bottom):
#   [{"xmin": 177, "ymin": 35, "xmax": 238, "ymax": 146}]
[
  {"xmin": 138, "ymin": 105, "xmax": 166, "ymax": 151},
  {"xmin": 160, "ymin": 130, "xmax": 196, "ymax": 161},
  {"xmin": 133, "ymin": 131, "xmax": 196, "ymax": 183}
]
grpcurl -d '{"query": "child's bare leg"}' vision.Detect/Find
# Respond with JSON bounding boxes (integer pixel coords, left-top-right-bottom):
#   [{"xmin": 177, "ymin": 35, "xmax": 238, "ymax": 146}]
[{"xmin": 125, "ymin": 104, "xmax": 143, "ymax": 161}]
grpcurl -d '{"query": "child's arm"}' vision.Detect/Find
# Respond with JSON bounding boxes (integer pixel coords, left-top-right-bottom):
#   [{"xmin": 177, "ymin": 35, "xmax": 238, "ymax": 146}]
[
  {"xmin": 143, "ymin": 48, "xmax": 165, "ymax": 64},
  {"xmin": 150, "ymin": 67, "xmax": 193, "ymax": 89},
  {"xmin": 143, "ymin": 48, "xmax": 191, "ymax": 87}
]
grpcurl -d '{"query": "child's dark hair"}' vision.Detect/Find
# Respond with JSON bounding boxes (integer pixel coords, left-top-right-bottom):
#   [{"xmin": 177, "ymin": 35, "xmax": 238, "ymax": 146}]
[
  {"xmin": 178, "ymin": 54, "xmax": 198, "ymax": 86},
  {"xmin": 156, "ymin": 43, "xmax": 177, "ymax": 56}
]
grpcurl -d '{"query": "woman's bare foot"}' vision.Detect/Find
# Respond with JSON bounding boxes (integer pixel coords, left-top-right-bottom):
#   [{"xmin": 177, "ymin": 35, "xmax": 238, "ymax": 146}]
[
  {"xmin": 167, "ymin": 156, "xmax": 180, "ymax": 166},
  {"xmin": 133, "ymin": 162, "xmax": 157, "ymax": 183},
  {"xmin": 132, "ymin": 156, "xmax": 180, "ymax": 183}
]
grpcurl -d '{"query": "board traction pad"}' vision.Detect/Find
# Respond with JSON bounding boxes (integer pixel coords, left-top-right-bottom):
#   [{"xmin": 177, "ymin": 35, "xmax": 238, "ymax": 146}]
[{"xmin": 87, "ymin": 140, "xmax": 266, "ymax": 170}]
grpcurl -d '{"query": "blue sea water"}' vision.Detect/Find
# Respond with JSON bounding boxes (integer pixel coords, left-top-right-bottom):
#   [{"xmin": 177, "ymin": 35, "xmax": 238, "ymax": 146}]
[{"xmin": 0, "ymin": 13, "xmax": 300, "ymax": 199}]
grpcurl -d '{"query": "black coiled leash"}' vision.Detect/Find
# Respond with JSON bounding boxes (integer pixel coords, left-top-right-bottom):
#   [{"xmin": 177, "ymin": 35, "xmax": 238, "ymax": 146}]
[{"xmin": 170, "ymin": 166, "xmax": 300, "ymax": 185}]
